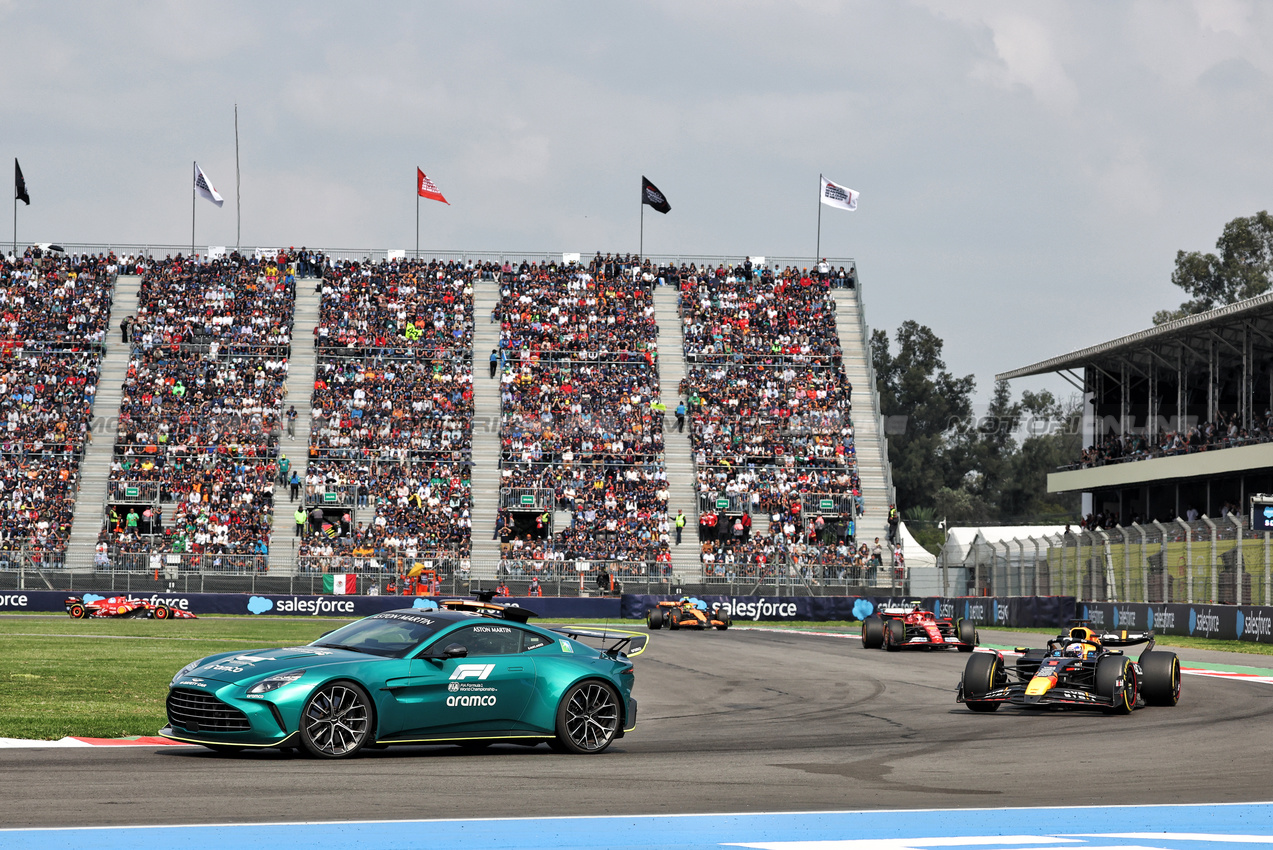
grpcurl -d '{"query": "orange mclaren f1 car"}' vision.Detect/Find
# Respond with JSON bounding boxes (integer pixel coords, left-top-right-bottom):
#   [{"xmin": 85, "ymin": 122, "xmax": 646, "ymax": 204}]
[{"xmin": 645, "ymin": 598, "xmax": 731, "ymax": 631}]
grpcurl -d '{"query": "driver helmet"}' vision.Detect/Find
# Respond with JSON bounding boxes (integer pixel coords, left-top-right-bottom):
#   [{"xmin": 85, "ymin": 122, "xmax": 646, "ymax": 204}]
[{"xmin": 1064, "ymin": 642, "xmax": 1086, "ymax": 658}]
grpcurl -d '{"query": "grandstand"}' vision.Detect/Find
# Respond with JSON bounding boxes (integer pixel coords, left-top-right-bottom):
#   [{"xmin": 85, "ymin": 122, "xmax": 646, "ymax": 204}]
[
  {"xmin": 995, "ymin": 293, "xmax": 1273, "ymax": 605},
  {"xmin": 0, "ymin": 245, "xmax": 899, "ymax": 595}
]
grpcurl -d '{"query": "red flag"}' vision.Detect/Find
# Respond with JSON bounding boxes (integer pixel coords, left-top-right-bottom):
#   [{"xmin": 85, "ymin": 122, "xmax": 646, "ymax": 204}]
[{"xmin": 417, "ymin": 168, "xmax": 449, "ymax": 205}]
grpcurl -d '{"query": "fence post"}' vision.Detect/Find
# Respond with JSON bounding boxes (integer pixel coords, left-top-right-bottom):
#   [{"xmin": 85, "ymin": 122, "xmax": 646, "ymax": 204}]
[
  {"xmin": 1231, "ymin": 514, "xmax": 1246, "ymax": 604},
  {"xmin": 1116, "ymin": 525, "xmax": 1131, "ymax": 603},
  {"xmin": 1074, "ymin": 531, "xmax": 1084, "ymax": 602},
  {"xmin": 1152, "ymin": 520, "xmax": 1169, "ymax": 603},
  {"xmin": 1265, "ymin": 532, "xmax": 1271, "ymax": 607},
  {"xmin": 1176, "ymin": 518, "xmax": 1193, "ymax": 603},
  {"xmin": 1202, "ymin": 515, "xmax": 1218, "ymax": 603},
  {"xmin": 1131, "ymin": 522, "xmax": 1147, "ymax": 604},
  {"xmin": 1028, "ymin": 536, "xmax": 1041, "ymax": 596}
]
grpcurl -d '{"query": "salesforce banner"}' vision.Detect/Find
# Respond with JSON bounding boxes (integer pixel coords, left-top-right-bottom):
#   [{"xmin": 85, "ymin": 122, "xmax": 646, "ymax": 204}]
[
  {"xmin": 0, "ymin": 590, "xmax": 621, "ymax": 620},
  {"xmin": 1076, "ymin": 601, "xmax": 1273, "ymax": 645},
  {"xmin": 621, "ymin": 594, "xmax": 1078, "ymax": 628}
]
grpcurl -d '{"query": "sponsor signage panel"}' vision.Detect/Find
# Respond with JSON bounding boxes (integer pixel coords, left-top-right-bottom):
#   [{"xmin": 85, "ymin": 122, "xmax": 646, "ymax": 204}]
[{"xmin": 0, "ymin": 591, "xmax": 621, "ymax": 619}]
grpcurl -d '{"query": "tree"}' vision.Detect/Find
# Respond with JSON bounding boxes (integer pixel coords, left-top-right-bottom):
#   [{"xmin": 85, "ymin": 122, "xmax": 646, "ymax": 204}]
[
  {"xmin": 1154, "ymin": 211, "xmax": 1273, "ymax": 324},
  {"xmin": 871, "ymin": 321, "xmax": 975, "ymax": 511}
]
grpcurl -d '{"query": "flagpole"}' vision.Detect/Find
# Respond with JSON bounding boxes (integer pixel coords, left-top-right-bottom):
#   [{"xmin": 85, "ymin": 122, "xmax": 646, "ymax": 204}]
[
  {"xmin": 416, "ymin": 191, "xmax": 419, "ymax": 260},
  {"xmin": 235, "ymin": 105, "xmax": 241, "ymax": 253},
  {"xmin": 816, "ymin": 173, "xmax": 822, "ymax": 263},
  {"xmin": 191, "ymin": 161, "xmax": 196, "ymax": 258},
  {"xmin": 639, "ymin": 181, "xmax": 645, "ymax": 261}
]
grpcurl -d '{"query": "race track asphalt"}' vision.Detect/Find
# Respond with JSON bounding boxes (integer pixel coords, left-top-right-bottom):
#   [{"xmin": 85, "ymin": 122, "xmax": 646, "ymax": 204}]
[{"xmin": 2, "ymin": 626, "xmax": 1272, "ymax": 828}]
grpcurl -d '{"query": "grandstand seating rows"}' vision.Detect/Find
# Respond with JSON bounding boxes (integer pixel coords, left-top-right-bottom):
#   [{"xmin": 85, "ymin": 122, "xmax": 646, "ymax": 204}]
[{"xmin": 0, "ymin": 247, "xmax": 876, "ymax": 584}]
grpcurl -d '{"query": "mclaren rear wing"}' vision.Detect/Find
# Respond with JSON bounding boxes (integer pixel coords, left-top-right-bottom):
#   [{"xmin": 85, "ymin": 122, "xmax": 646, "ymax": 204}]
[{"xmin": 549, "ymin": 626, "xmax": 649, "ymax": 658}]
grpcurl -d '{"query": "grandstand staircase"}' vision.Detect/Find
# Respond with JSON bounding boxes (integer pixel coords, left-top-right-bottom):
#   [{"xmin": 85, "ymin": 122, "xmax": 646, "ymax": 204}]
[
  {"xmin": 66, "ymin": 274, "xmax": 142, "ymax": 568},
  {"xmin": 267, "ymin": 280, "xmax": 322, "ymax": 574},
  {"xmin": 653, "ymin": 286, "xmax": 702, "ymax": 580},
  {"xmin": 469, "ymin": 280, "xmax": 502, "ymax": 580},
  {"xmin": 832, "ymin": 288, "xmax": 893, "ymax": 552}
]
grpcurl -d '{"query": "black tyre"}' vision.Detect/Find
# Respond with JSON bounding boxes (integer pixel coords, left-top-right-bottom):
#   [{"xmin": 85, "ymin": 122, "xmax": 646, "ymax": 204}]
[
  {"xmin": 956, "ymin": 618, "xmax": 978, "ymax": 651},
  {"xmin": 153, "ymin": 605, "xmax": 170, "ymax": 620},
  {"xmin": 1096, "ymin": 655, "xmax": 1137, "ymax": 715},
  {"xmin": 554, "ymin": 680, "xmax": 620, "ymax": 754},
  {"xmin": 715, "ymin": 611, "xmax": 731, "ymax": 630},
  {"xmin": 668, "ymin": 609, "xmax": 681, "ymax": 630},
  {"xmin": 68, "ymin": 603, "xmax": 86, "ymax": 619},
  {"xmin": 204, "ymin": 744, "xmax": 244, "ymax": 754},
  {"xmin": 860, "ymin": 616, "xmax": 885, "ymax": 649},
  {"xmin": 1139, "ymin": 651, "xmax": 1181, "ymax": 707},
  {"xmin": 962, "ymin": 652, "xmax": 1003, "ymax": 712},
  {"xmin": 884, "ymin": 618, "xmax": 906, "ymax": 652},
  {"xmin": 646, "ymin": 608, "xmax": 664, "ymax": 630},
  {"xmin": 299, "ymin": 681, "xmax": 374, "ymax": 758}
]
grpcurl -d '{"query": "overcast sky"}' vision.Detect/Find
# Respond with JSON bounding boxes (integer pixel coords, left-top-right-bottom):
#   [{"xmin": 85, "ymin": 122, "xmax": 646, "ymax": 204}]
[{"xmin": 6, "ymin": 1, "xmax": 1272, "ymax": 405}]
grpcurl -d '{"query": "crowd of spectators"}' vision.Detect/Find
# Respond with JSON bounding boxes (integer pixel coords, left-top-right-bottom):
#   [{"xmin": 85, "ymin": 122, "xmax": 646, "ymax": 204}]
[
  {"xmin": 1074, "ymin": 411, "xmax": 1273, "ymax": 469},
  {"xmin": 680, "ymin": 263, "xmax": 867, "ymax": 581},
  {"xmin": 495, "ymin": 258, "xmax": 671, "ymax": 575},
  {"xmin": 99, "ymin": 254, "xmax": 296, "ymax": 565},
  {"xmin": 0, "ymin": 247, "xmax": 117, "ymax": 556},
  {"xmin": 296, "ymin": 258, "xmax": 474, "ymax": 573}
]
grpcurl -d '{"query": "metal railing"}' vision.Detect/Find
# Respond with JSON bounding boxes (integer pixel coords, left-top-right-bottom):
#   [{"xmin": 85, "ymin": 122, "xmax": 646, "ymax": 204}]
[{"xmin": 937, "ymin": 517, "xmax": 1273, "ymax": 605}]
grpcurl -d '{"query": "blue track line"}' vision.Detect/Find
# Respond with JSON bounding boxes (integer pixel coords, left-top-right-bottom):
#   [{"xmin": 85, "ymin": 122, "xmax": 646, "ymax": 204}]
[{"xmin": 4, "ymin": 803, "xmax": 1273, "ymax": 850}]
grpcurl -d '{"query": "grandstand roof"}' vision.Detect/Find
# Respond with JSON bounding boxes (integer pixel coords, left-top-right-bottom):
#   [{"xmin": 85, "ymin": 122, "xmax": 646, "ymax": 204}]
[{"xmin": 996, "ymin": 291, "xmax": 1273, "ymax": 382}]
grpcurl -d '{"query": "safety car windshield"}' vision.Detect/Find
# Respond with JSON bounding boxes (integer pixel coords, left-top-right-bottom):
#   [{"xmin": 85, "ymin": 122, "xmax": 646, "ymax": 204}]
[{"xmin": 312, "ymin": 612, "xmax": 448, "ymax": 658}]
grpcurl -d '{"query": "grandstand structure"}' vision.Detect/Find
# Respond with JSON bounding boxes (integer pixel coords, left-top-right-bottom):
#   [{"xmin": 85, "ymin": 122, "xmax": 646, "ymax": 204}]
[
  {"xmin": 995, "ymin": 294, "xmax": 1273, "ymax": 605},
  {"xmin": 0, "ymin": 245, "xmax": 899, "ymax": 595}
]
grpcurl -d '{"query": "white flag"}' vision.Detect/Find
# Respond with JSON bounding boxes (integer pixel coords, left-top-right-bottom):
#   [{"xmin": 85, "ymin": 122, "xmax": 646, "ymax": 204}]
[
  {"xmin": 194, "ymin": 162, "xmax": 224, "ymax": 207},
  {"xmin": 820, "ymin": 175, "xmax": 858, "ymax": 212}
]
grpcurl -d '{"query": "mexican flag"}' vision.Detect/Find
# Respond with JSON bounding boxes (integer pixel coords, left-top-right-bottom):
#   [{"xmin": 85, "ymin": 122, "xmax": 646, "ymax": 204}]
[{"xmin": 323, "ymin": 574, "xmax": 355, "ymax": 595}]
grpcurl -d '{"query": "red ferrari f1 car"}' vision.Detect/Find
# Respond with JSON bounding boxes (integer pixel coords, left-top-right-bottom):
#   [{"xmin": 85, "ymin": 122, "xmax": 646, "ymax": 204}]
[
  {"xmin": 860, "ymin": 602, "xmax": 977, "ymax": 652},
  {"xmin": 65, "ymin": 595, "xmax": 196, "ymax": 620},
  {"xmin": 646, "ymin": 598, "xmax": 731, "ymax": 631}
]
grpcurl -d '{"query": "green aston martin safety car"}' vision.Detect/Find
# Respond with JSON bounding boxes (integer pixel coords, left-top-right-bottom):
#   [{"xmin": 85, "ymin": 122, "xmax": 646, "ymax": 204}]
[{"xmin": 159, "ymin": 595, "xmax": 645, "ymax": 758}]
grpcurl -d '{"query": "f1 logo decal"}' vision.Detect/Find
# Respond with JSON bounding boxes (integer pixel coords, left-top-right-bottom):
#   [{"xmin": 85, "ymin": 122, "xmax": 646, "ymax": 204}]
[{"xmin": 449, "ymin": 663, "xmax": 495, "ymax": 681}]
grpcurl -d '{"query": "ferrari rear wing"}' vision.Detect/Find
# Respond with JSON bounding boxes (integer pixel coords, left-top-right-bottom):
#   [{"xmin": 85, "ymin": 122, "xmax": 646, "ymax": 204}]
[{"xmin": 549, "ymin": 626, "xmax": 649, "ymax": 658}]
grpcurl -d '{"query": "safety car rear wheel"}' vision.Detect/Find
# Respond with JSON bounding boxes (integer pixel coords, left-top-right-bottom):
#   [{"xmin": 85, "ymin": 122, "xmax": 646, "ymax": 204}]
[
  {"xmin": 299, "ymin": 681, "xmax": 373, "ymax": 758},
  {"xmin": 883, "ymin": 618, "xmax": 905, "ymax": 651},
  {"xmin": 646, "ymin": 608, "xmax": 664, "ymax": 630},
  {"xmin": 860, "ymin": 616, "xmax": 884, "ymax": 649},
  {"xmin": 1139, "ymin": 650, "xmax": 1181, "ymax": 707},
  {"xmin": 68, "ymin": 603, "xmax": 86, "ymax": 619},
  {"xmin": 554, "ymin": 680, "xmax": 620, "ymax": 754},
  {"xmin": 956, "ymin": 618, "xmax": 978, "ymax": 651},
  {"xmin": 962, "ymin": 652, "xmax": 1003, "ymax": 712},
  {"xmin": 1096, "ymin": 655, "xmax": 1138, "ymax": 715}
]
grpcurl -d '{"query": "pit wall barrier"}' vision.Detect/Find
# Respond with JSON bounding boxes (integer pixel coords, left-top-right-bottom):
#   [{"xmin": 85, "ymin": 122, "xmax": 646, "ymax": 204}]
[{"xmin": 0, "ymin": 591, "xmax": 621, "ymax": 619}]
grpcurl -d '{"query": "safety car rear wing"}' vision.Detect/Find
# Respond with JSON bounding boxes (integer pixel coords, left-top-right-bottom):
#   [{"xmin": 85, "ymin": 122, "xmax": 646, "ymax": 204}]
[{"xmin": 548, "ymin": 626, "xmax": 649, "ymax": 658}]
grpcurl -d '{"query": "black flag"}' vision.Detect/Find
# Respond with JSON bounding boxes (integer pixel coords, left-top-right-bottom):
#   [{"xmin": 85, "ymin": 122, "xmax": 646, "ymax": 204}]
[
  {"xmin": 641, "ymin": 176, "xmax": 670, "ymax": 214},
  {"xmin": 15, "ymin": 159, "xmax": 30, "ymax": 205}
]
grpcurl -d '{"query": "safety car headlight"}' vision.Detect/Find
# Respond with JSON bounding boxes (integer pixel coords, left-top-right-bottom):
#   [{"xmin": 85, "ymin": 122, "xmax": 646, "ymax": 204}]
[
  {"xmin": 171, "ymin": 659, "xmax": 205, "ymax": 685},
  {"xmin": 247, "ymin": 670, "xmax": 306, "ymax": 694}
]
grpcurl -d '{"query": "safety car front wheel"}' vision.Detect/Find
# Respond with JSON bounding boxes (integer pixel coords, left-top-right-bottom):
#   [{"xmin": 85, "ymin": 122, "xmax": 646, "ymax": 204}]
[{"xmin": 299, "ymin": 681, "xmax": 373, "ymax": 758}]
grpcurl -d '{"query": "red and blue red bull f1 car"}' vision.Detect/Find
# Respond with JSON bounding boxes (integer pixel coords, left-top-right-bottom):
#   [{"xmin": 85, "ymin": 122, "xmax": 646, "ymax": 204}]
[{"xmin": 957, "ymin": 623, "xmax": 1181, "ymax": 714}]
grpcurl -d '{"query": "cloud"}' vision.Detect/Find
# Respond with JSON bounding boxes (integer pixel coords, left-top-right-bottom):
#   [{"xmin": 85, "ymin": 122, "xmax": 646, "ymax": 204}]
[{"xmin": 247, "ymin": 596, "xmax": 274, "ymax": 615}]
